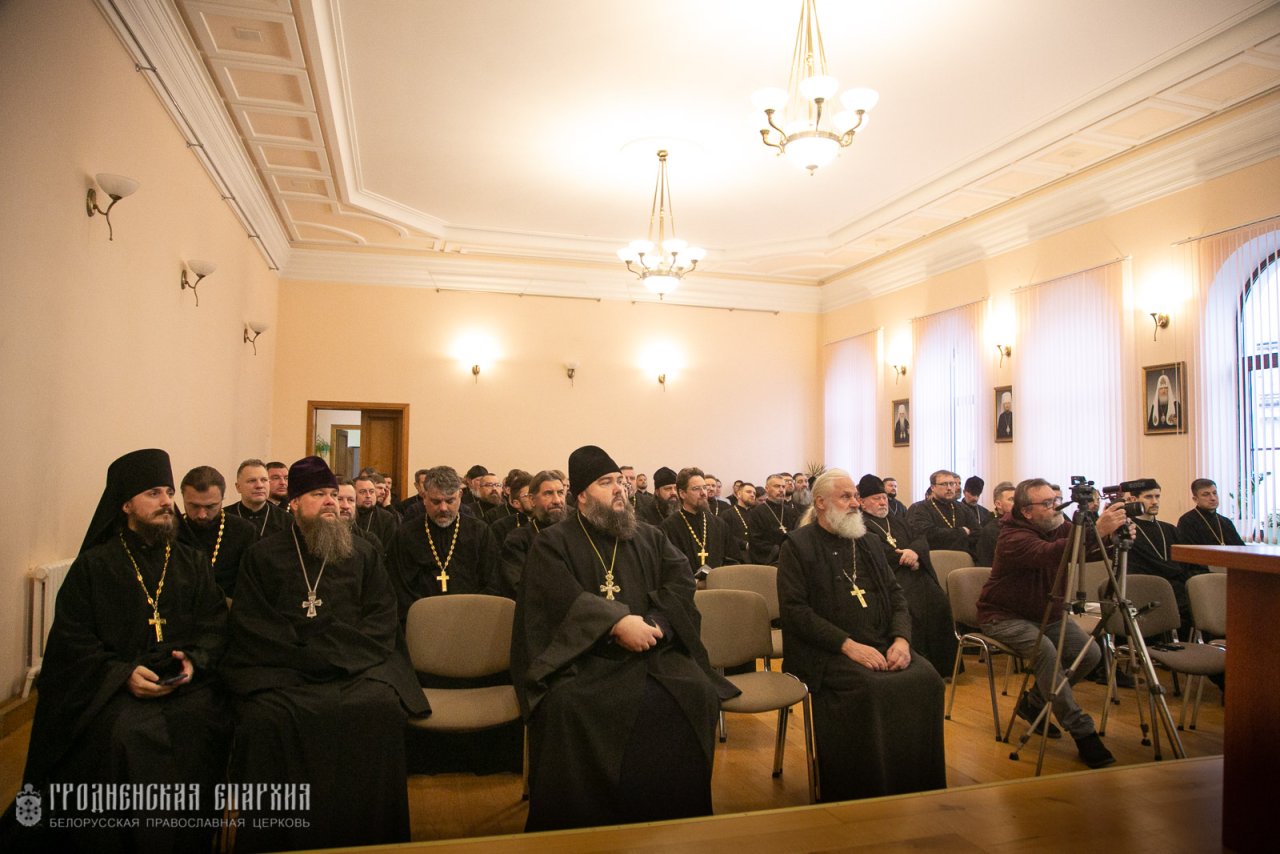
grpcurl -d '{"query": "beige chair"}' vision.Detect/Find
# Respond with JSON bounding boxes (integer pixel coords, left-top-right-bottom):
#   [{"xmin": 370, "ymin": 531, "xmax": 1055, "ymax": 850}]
[
  {"xmin": 944, "ymin": 566, "xmax": 1022, "ymax": 740},
  {"xmin": 695, "ymin": 588, "xmax": 816, "ymax": 803},
  {"xmin": 705, "ymin": 563, "xmax": 783, "ymax": 667},
  {"xmin": 931, "ymin": 549, "xmax": 975, "ymax": 593},
  {"xmin": 1185, "ymin": 572, "xmax": 1228, "ymax": 729},
  {"xmin": 1104, "ymin": 575, "xmax": 1225, "ymax": 732},
  {"xmin": 404, "ymin": 594, "xmax": 526, "ymax": 792}
]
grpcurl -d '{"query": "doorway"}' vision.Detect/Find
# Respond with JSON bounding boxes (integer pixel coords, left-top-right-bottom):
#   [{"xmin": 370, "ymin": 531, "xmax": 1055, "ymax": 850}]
[{"xmin": 306, "ymin": 401, "xmax": 410, "ymax": 503}]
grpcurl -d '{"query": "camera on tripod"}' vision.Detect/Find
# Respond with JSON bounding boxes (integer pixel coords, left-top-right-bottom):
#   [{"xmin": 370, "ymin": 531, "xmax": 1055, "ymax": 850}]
[
  {"xmin": 1099, "ymin": 477, "xmax": 1155, "ymax": 519},
  {"xmin": 1068, "ymin": 475, "xmax": 1099, "ymax": 510}
]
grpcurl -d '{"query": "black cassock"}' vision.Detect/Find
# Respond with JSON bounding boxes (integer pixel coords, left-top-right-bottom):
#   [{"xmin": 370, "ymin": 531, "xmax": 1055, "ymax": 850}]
[
  {"xmin": 387, "ymin": 515, "xmax": 501, "ymax": 619},
  {"xmin": 660, "ymin": 508, "xmax": 738, "ymax": 572},
  {"xmin": 860, "ymin": 513, "xmax": 958, "ymax": 671},
  {"xmin": 179, "ymin": 510, "xmax": 256, "ymax": 597},
  {"xmin": 906, "ymin": 498, "xmax": 976, "ymax": 556},
  {"xmin": 1129, "ymin": 518, "xmax": 1203, "ymax": 636},
  {"xmin": 225, "ymin": 500, "xmax": 290, "ymax": 539},
  {"xmin": 1176, "ymin": 508, "xmax": 1245, "ymax": 571},
  {"xmin": 724, "ymin": 503, "xmax": 751, "ymax": 563},
  {"xmin": 512, "ymin": 516, "xmax": 736, "ymax": 831},
  {"xmin": 746, "ymin": 499, "xmax": 802, "ymax": 565},
  {"xmin": 354, "ymin": 505, "xmax": 399, "ymax": 555},
  {"xmin": 221, "ymin": 525, "xmax": 428, "ymax": 852},
  {"xmin": 778, "ymin": 524, "xmax": 946, "ymax": 802},
  {"xmin": 5, "ymin": 528, "xmax": 229, "ymax": 853}
]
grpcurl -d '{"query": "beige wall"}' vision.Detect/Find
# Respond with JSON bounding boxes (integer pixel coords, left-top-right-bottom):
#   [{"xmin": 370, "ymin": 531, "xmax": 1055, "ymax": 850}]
[
  {"xmin": 0, "ymin": 0, "xmax": 278, "ymax": 697},
  {"xmin": 271, "ymin": 282, "xmax": 822, "ymax": 490},
  {"xmin": 821, "ymin": 156, "xmax": 1280, "ymax": 511}
]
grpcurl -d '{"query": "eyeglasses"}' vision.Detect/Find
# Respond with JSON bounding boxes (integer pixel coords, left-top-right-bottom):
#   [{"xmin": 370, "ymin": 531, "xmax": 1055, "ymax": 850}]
[
  {"xmin": 936, "ymin": 480, "xmax": 961, "ymax": 488},
  {"xmin": 1026, "ymin": 499, "xmax": 1058, "ymax": 510}
]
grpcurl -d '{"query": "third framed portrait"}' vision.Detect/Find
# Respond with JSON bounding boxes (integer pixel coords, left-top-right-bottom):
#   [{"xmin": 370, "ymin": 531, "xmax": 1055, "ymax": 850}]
[
  {"xmin": 994, "ymin": 386, "xmax": 1013, "ymax": 443},
  {"xmin": 891, "ymin": 399, "xmax": 910, "ymax": 447},
  {"xmin": 1143, "ymin": 362, "xmax": 1187, "ymax": 435}
]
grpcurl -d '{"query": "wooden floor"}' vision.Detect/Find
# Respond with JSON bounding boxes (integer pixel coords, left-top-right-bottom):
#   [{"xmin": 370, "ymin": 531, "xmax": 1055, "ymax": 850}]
[{"xmin": 0, "ymin": 650, "xmax": 1226, "ymax": 850}]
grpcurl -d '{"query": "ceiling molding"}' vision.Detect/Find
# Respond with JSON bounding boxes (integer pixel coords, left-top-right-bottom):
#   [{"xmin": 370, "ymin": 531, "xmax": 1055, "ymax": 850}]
[
  {"xmin": 818, "ymin": 94, "xmax": 1280, "ymax": 311},
  {"xmin": 95, "ymin": 0, "xmax": 292, "ymax": 269}
]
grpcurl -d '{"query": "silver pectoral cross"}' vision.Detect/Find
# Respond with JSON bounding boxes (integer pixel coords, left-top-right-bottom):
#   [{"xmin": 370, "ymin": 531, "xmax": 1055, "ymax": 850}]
[{"xmin": 301, "ymin": 590, "xmax": 323, "ymax": 618}]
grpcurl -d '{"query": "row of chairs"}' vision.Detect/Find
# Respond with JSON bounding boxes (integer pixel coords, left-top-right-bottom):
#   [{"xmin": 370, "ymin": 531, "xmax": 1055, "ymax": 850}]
[{"xmin": 401, "ymin": 564, "xmax": 819, "ymax": 804}]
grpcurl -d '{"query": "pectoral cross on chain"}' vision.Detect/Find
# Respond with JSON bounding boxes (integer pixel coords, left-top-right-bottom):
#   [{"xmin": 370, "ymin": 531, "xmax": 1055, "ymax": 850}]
[
  {"xmin": 148, "ymin": 610, "xmax": 166, "ymax": 641},
  {"xmin": 436, "ymin": 569, "xmax": 450, "ymax": 592},
  {"xmin": 301, "ymin": 590, "xmax": 323, "ymax": 618},
  {"xmin": 600, "ymin": 578, "xmax": 621, "ymax": 600},
  {"xmin": 696, "ymin": 547, "xmax": 709, "ymax": 564},
  {"xmin": 849, "ymin": 584, "xmax": 868, "ymax": 608}
]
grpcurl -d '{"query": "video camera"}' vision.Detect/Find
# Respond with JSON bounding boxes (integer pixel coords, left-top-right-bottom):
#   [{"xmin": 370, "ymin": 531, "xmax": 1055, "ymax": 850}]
[{"xmin": 1100, "ymin": 477, "xmax": 1157, "ymax": 519}]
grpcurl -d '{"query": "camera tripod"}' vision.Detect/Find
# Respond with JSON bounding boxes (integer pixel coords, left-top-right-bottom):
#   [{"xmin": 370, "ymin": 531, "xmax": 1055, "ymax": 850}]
[{"xmin": 1005, "ymin": 506, "xmax": 1186, "ymax": 774}]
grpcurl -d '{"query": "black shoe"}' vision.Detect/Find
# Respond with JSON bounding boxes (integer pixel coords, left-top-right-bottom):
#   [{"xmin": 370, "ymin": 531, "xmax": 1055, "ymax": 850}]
[
  {"xmin": 1015, "ymin": 695, "xmax": 1062, "ymax": 739},
  {"xmin": 1074, "ymin": 732, "xmax": 1116, "ymax": 768}
]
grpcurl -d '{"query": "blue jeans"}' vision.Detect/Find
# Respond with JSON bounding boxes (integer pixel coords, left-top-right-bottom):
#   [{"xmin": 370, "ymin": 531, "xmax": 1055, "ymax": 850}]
[{"xmin": 981, "ymin": 616, "xmax": 1099, "ymax": 739}]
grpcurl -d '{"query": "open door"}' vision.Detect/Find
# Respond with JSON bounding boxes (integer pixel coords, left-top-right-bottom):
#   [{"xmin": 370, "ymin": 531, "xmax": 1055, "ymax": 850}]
[{"xmin": 306, "ymin": 401, "xmax": 410, "ymax": 502}]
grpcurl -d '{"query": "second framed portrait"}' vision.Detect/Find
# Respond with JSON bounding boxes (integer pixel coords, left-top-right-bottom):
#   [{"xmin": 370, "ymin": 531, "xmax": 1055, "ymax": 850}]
[
  {"xmin": 891, "ymin": 399, "xmax": 910, "ymax": 447},
  {"xmin": 994, "ymin": 386, "xmax": 1013, "ymax": 443},
  {"xmin": 1143, "ymin": 362, "xmax": 1187, "ymax": 435}
]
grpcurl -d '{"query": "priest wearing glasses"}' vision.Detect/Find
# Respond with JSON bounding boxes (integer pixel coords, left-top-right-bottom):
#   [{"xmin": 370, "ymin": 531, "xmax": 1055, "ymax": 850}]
[{"xmin": 222, "ymin": 456, "xmax": 427, "ymax": 852}]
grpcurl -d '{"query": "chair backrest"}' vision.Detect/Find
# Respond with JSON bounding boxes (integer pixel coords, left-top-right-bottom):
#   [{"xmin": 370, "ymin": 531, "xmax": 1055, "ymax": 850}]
[
  {"xmin": 1187, "ymin": 572, "xmax": 1227, "ymax": 640},
  {"xmin": 932, "ymin": 550, "xmax": 975, "ymax": 590},
  {"xmin": 705, "ymin": 563, "xmax": 780, "ymax": 620},
  {"xmin": 1109, "ymin": 574, "xmax": 1181, "ymax": 639},
  {"xmin": 405, "ymin": 594, "xmax": 515, "ymax": 678},
  {"xmin": 946, "ymin": 566, "xmax": 992, "ymax": 628},
  {"xmin": 1078, "ymin": 560, "xmax": 1111, "ymax": 602},
  {"xmin": 695, "ymin": 588, "xmax": 773, "ymax": 669}
]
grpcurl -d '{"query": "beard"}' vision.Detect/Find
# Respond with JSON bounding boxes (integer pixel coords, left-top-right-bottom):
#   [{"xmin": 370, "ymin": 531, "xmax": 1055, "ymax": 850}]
[
  {"xmin": 430, "ymin": 512, "xmax": 458, "ymax": 528},
  {"xmin": 863, "ymin": 502, "xmax": 889, "ymax": 519},
  {"xmin": 533, "ymin": 506, "xmax": 566, "ymax": 525},
  {"xmin": 823, "ymin": 506, "xmax": 867, "ymax": 540},
  {"xmin": 580, "ymin": 492, "xmax": 638, "ymax": 540},
  {"xmin": 1035, "ymin": 512, "xmax": 1066, "ymax": 533},
  {"xmin": 298, "ymin": 513, "xmax": 355, "ymax": 562},
  {"xmin": 134, "ymin": 509, "xmax": 178, "ymax": 545}
]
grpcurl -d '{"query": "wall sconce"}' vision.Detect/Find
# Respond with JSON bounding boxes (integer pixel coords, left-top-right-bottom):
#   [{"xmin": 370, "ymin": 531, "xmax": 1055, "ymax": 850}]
[
  {"xmin": 85, "ymin": 173, "xmax": 139, "ymax": 241},
  {"xmin": 243, "ymin": 321, "xmax": 269, "ymax": 355},
  {"xmin": 471, "ymin": 364, "xmax": 481, "ymax": 383},
  {"xmin": 995, "ymin": 344, "xmax": 1011, "ymax": 367},
  {"xmin": 1149, "ymin": 312, "xmax": 1170, "ymax": 341},
  {"xmin": 658, "ymin": 372, "xmax": 667, "ymax": 391},
  {"xmin": 890, "ymin": 364, "xmax": 908, "ymax": 384},
  {"xmin": 566, "ymin": 362, "xmax": 578, "ymax": 386},
  {"xmin": 179, "ymin": 260, "xmax": 216, "ymax": 307}
]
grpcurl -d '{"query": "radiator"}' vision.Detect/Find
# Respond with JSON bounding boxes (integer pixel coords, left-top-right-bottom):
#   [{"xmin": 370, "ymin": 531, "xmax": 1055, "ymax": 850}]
[{"xmin": 24, "ymin": 558, "xmax": 73, "ymax": 699}]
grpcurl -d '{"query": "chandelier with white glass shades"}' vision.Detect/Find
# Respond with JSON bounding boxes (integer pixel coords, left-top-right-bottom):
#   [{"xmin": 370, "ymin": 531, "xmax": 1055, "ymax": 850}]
[
  {"xmin": 752, "ymin": 0, "xmax": 879, "ymax": 174},
  {"xmin": 616, "ymin": 150, "xmax": 704, "ymax": 298}
]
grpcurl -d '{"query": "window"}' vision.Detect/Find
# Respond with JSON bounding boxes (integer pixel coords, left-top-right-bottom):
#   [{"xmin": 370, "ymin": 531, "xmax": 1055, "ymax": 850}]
[{"xmin": 1239, "ymin": 251, "xmax": 1279, "ymax": 533}]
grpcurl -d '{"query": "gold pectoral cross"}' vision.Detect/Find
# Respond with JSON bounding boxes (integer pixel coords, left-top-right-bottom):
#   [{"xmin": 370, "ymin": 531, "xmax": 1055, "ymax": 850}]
[
  {"xmin": 436, "ymin": 569, "xmax": 450, "ymax": 592},
  {"xmin": 696, "ymin": 547, "xmax": 709, "ymax": 564},
  {"xmin": 301, "ymin": 590, "xmax": 322, "ymax": 618},
  {"xmin": 600, "ymin": 576, "xmax": 621, "ymax": 600},
  {"xmin": 886, "ymin": 533, "xmax": 898, "ymax": 548},
  {"xmin": 850, "ymin": 584, "xmax": 868, "ymax": 608},
  {"xmin": 779, "ymin": 524, "xmax": 787, "ymax": 533},
  {"xmin": 148, "ymin": 610, "xmax": 166, "ymax": 641}
]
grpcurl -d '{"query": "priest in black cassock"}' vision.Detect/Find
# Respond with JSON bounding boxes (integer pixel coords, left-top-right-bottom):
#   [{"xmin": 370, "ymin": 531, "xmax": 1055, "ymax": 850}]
[
  {"xmin": 906, "ymin": 469, "xmax": 978, "ymax": 556},
  {"xmin": 178, "ymin": 464, "xmax": 256, "ymax": 597},
  {"xmin": 856, "ymin": 474, "xmax": 958, "ymax": 671},
  {"xmin": 498, "ymin": 471, "xmax": 567, "ymax": 597},
  {"xmin": 387, "ymin": 465, "xmax": 501, "ymax": 616},
  {"xmin": 724, "ymin": 483, "xmax": 754, "ymax": 562},
  {"xmin": 222, "ymin": 456, "xmax": 427, "ymax": 852},
  {"xmin": 490, "ymin": 471, "xmax": 535, "ymax": 545},
  {"xmin": 659, "ymin": 467, "xmax": 737, "ymax": 578},
  {"xmin": 2, "ymin": 449, "xmax": 230, "ymax": 853},
  {"xmin": 352, "ymin": 473, "xmax": 399, "ymax": 553},
  {"xmin": 1176, "ymin": 478, "xmax": 1245, "ymax": 571},
  {"xmin": 747, "ymin": 474, "xmax": 802, "ymax": 565},
  {"xmin": 636, "ymin": 465, "xmax": 679, "ymax": 525},
  {"xmin": 512, "ymin": 445, "xmax": 737, "ymax": 831},
  {"xmin": 778, "ymin": 469, "xmax": 947, "ymax": 802},
  {"xmin": 1128, "ymin": 480, "xmax": 1204, "ymax": 637},
  {"xmin": 225, "ymin": 458, "xmax": 291, "ymax": 538}
]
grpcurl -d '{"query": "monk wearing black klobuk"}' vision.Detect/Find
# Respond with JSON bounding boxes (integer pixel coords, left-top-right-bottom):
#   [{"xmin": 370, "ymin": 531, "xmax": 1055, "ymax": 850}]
[
  {"xmin": 778, "ymin": 468, "xmax": 946, "ymax": 802},
  {"xmin": 221, "ymin": 456, "xmax": 428, "ymax": 852},
  {"xmin": 1, "ymin": 449, "xmax": 229, "ymax": 854}
]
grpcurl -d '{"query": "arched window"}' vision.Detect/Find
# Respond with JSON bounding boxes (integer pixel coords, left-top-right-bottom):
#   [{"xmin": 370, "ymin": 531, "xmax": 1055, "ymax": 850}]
[{"xmin": 1239, "ymin": 251, "xmax": 1279, "ymax": 533}]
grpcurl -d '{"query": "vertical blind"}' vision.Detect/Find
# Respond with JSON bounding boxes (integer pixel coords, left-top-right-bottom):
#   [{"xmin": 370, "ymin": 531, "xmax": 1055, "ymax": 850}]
[
  {"xmin": 823, "ymin": 330, "xmax": 879, "ymax": 475},
  {"xmin": 1012, "ymin": 262, "xmax": 1128, "ymax": 489},
  {"xmin": 1184, "ymin": 218, "xmax": 1280, "ymax": 540},
  {"xmin": 912, "ymin": 301, "xmax": 987, "ymax": 493}
]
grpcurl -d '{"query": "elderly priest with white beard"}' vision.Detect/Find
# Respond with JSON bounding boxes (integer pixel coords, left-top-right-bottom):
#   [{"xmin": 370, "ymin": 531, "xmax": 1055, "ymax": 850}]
[
  {"xmin": 222, "ymin": 456, "xmax": 428, "ymax": 852},
  {"xmin": 778, "ymin": 469, "xmax": 947, "ymax": 802}
]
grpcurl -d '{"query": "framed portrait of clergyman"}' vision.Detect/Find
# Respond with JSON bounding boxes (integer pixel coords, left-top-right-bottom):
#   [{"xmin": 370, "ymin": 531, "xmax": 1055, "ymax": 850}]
[
  {"xmin": 994, "ymin": 386, "xmax": 1013, "ymax": 443},
  {"xmin": 1143, "ymin": 362, "xmax": 1187, "ymax": 435},
  {"xmin": 891, "ymin": 399, "xmax": 910, "ymax": 447}
]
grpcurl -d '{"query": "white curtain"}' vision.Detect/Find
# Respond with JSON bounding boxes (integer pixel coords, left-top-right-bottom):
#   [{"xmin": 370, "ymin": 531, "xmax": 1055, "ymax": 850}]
[
  {"xmin": 911, "ymin": 301, "xmax": 987, "ymax": 494},
  {"xmin": 1012, "ymin": 261, "xmax": 1129, "ymax": 489},
  {"xmin": 823, "ymin": 329, "xmax": 879, "ymax": 474},
  {"xmin": 1184, "ymin": 217, "xmax": 1280, "ymax": 540}
]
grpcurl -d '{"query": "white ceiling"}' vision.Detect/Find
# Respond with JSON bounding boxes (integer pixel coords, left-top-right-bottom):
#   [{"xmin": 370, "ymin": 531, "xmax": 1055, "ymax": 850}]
[{"xmin": 141, "ymin": 0, "xmax": 1280, "ymax": 305}]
